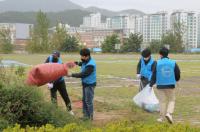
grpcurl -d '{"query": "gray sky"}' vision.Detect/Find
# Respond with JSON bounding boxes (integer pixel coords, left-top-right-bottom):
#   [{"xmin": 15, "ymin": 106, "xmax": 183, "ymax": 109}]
[{"xmin": 72, "ymin": 0, "xmax": 200, "ymax": 13}]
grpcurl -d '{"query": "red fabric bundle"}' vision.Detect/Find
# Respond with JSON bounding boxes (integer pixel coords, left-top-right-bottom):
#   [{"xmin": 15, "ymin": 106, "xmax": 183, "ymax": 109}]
[{"xmin": 26, "ymin": 62, "xmax": 75, "ymax": 86}]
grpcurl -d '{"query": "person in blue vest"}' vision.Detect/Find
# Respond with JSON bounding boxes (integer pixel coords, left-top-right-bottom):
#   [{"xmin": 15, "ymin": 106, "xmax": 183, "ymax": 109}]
[
  {"xmin": 150, "ymin": 47, "xmax": 180, "ymax": 124},
  {"xmin": 45, "ymin": 51, "xmax": 74, "ymax": 115},
  {"xmin": 136, "ymin": 48, "xmax": 156, "ymax": 91},
  {"xmin": 68, "ymin": 48, "xmax": 96, "ymax": 121}
]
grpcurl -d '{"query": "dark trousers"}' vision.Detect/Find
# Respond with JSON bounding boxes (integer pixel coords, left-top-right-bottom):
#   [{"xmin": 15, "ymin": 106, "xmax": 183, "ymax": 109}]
[
  {"xmin": 139, "ymin": 77, "xmax": 149, "ymax": 92},
  {"xmin": 82, "ymin": 86, "xmax": 95, "ymax": 120},
  {"xmin": 50, "ymin": 80, "xmax": 72, "ymax": 111}
]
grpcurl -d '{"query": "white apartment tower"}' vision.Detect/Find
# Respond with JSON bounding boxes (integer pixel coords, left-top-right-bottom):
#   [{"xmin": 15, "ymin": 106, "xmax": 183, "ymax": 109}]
[
  {"xmin": 82, "ymin": 13, "xmax": 102, "ymax": 28},
  {"xmin": 135, "ymin": 16, "xmax": 143, "ymax": 34},
  {"xmin": 83, "ymin": 16, "xmax": 91, "ymax": 27},
  {"xmin": 126, "ymin": 15, "xmax": 136, "ymax": 34},
  {"xmin": 197, "ymin": 14, "xmax": 200, "ymax": 48},
  {"xmin": 149, "ymin": 12, "xmax": 168, "ymax": 42},
  {"xmin": 90, "ymin": 13, "xmax": 101, "ymax": 27},
  {"xmin": 171, "ymin": 10, "xmax": 198, "ymax": 49},
  {"xmin": 135, "ymin": 12, "xmax": 168, "ymax": 45}
]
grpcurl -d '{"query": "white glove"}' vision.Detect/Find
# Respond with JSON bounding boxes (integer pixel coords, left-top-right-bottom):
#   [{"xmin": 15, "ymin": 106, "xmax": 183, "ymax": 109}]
[
  {"xmin": 136, "ymin": 74, "xmax": 141, "ymax": 79},
  {"xmin": 146, "ymin": 84, "xmax": 153, "ymax": 91},
  {"xmin": 67, "ymin": 72, "xmax": 72, "ymax": 77},
  {"xmin": 47, "ymin": 83, "xmax": 53, "ymax": 89}
]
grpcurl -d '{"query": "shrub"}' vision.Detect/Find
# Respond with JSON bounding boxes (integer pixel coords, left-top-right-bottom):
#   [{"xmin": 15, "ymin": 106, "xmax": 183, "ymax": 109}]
[
  {"xmin": 0, "ymin": 118, "xmax": 9, "ymax": 131},
  {"xmin": 3, "ymin": 122, "xmax": 200, "ymax": 132},
  {"xmin": 0, "ymin": 83, "xmax": 76, "ymax": 127},
  {"xmin": 15, "ymin": 66, "xmax": 26, "ymax": 77},
  {"xmin": 0, "ymin": 65, "xmax": 76, "ymax": 128}
]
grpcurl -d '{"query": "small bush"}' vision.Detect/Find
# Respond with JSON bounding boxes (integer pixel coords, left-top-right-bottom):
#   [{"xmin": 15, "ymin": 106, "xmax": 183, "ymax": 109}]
[
  {"xmin": 15, "ymin": 66, "xmax": 26, "ymax": 77},
  {"xmin": 0, "ymin": 118, "xmax": 10, "ymax": 131},
  {"xmin": 0, "ymin": 83, "xmax": 76, "ymax": 127},
  {"xmin": 3, "ymin": 122, "xmax": 200, "ymax": 132},
  {"xmin": 0, "ymin": 65, "xmax": 76, "ymax": 128}
]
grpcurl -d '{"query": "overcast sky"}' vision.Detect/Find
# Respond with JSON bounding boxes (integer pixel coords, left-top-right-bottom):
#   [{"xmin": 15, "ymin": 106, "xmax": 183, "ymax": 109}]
[{"xmin": 72, "ymin": 0, "xmax": 200, "ymax": 13}]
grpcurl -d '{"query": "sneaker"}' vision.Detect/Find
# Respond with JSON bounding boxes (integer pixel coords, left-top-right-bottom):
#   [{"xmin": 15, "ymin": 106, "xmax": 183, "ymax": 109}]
[
  {"xmin": 165, "ymin": 113, "xmax": 173, "ymax": 124},
  {"xmin": 69, "ymin": 110, "xmax": 75, "ymax": 116},
  {"xmin": 157, "ymin": 117, "xmax": 164, "ymax": 123}
]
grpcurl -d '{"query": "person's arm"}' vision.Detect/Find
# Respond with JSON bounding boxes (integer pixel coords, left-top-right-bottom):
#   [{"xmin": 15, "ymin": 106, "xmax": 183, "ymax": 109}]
[
  {"xmin": 75, "ymin": 61, "xmax": 82, "ymax": 66},
  {"xmin": 137, "ymin": 59, "xmax": 141, "ymax": 74},
  {"xmin": 150, "ymin": 61, "xmax": 157, "ymax": 87},
  {"xmin": 72, "ymin": 65, "xmax": 94, "ymax": 78},
  {"xmin": 174, "ymin": 63, "xmax": 180, "ymax": 81},
  {"xmin": 151, "ymin": 61, "xmax": 156, "ymax": 72},
  {"xmin": 45, "ymin": 56, "xmax": 50, "ymax": 63}
]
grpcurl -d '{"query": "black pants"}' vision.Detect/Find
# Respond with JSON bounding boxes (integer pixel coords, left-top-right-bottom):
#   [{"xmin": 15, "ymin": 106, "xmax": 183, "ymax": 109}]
[
  {"xmin": 139, "ymin": 77, "xmax": 149, "ymax": 92},
  {"xmin": 50, "ymin": 80, "xmax": 72, "ymax": 111}
]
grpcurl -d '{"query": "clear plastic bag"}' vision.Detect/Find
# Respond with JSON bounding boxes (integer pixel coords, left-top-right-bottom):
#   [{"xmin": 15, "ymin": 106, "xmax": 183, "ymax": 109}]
[{"xmin": 133, "ymin": 84, "xmax": 159, "ymax": 112}]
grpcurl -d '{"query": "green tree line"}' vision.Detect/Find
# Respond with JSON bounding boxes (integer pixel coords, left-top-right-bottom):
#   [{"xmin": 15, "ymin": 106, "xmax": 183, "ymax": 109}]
[
  {"xmin": 26, "ymin": 11, "xmax": 80, "ymax": 53},
  {"xmin": 101, "ymin": 22, "xmax": 184, "ymax": 53},
  {"xmin": 0, "ymin": 11, "xmax": 185, "ymax": 54}
]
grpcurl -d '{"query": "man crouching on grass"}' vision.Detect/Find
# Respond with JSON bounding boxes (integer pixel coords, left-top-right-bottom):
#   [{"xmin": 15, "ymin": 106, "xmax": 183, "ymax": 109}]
[{"xmin": 68, "ymin": 48, "xmax": 96, "ymax": 121}]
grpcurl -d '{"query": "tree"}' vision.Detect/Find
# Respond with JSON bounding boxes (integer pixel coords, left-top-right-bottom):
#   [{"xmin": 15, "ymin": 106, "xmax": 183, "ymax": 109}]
[
  {"xmin": 173, "ymin": 22, "xmax": 185, "ymax": 52},
  {"xmin": 101, "ymin": 34, "xmax": 120, "ymax": 53},
  {"xmin": 0, "ymin": 29, "xmax": 13, "ymax": 53},
  {"xmin": 161, "ymin": 22, "xmax": 185, "ymax": 53},
  {"xmin": 50, "ymin": 23, "xmax": 68, "ymax": 51},
  {"xmin": 148, "ymin": 40, "xmax": 163, "ymax": 53},
  {"xmin": 62, "ymin": 35, "xmax": 79, "ymax": 52},
  {"xmin": 26, "ymin": 11, "xmax": 50, "ymax": 53},
  {"xmin": 121, "ymin": 33, "xmax": 143, "ymax": 52},
  {"xmin": 161, "ymin": 31, "xmax": 184, "ymax": 53}
]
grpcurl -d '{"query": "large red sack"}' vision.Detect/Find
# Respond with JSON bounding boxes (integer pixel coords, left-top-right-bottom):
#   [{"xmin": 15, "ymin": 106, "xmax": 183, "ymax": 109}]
[{"xmin": 26, "ymin": 62, "xmax": 75, "ymax": 86}]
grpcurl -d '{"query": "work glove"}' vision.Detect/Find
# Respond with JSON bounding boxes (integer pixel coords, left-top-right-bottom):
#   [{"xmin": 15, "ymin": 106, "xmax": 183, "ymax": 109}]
[
  {"xmin": 74, "ymin": 61, "xmax": 79, "ymax": 65},
  {"xmin": 136, "ymin": 74, "xmax": 141, "ymax": 79},
  {"xmin": 147, "ymin": 84, "xmax": 153, "ymax": 91},
  {"xmin": 66, "ymin": 61, "xmax": 76, "ymax": 69},
  {"xmin": 67, "ymin": 72, "xmax": 72, "ymax": 77},
  {"xmin": 47, "ymin": 83, "xmax": 53, "ymax": 90}
]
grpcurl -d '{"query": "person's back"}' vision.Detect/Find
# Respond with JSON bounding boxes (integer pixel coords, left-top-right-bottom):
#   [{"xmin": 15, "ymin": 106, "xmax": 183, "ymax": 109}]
[
  {"xmin": 156, "ymin": 58, "xmax": 176, "ymax": 86},
  {"xmin": 150, "ymin": 47, "xmax": 180, "ymax": 124}
]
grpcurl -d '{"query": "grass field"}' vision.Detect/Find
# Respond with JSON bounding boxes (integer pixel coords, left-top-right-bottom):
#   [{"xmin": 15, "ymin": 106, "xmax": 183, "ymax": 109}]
[{"xmin": 1, "ymin": 53, "xmax": 200, "ymax": 126}]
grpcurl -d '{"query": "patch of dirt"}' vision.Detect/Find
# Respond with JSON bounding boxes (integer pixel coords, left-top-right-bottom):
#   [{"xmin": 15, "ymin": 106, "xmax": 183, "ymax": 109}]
[
  {"xmin": 92, "ymin": 111, "xmax": 128, "ymax": 125},
  {"xmin": 40, "ymin": 76, "xmax": 200, "ymax": 125},
  {"xmin": 176, "ymin": 76, "xmax": 200, "ymax": 96}
]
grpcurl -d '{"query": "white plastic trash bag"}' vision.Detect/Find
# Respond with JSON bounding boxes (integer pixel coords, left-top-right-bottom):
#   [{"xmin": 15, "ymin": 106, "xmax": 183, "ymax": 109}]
[{"xmin": 133, "ymin": 84, "xmax": 159, "ymax": 112}]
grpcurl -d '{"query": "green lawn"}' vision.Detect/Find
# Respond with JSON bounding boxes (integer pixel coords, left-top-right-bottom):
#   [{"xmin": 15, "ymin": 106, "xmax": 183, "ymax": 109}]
[{"xmin": 1, "ymin": 53, "xmax": 200, "ymax": 126}]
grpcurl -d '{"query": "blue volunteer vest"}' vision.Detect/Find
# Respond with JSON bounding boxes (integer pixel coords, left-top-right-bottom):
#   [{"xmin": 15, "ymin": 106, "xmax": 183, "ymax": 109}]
[
  {"xmin": 81, "ymin": 58, "xmax": 96, "ymax": 84},
  {"xmin": 156, "ymin": 58, "xmax": 176, "ymax": 85},
  {"xmin": 140, "ymin": 57, "xmax": 154, "ymax": 81},
  {"xmin": 49, "ymin": 55, "xmax": 64, "ymax": 82}
]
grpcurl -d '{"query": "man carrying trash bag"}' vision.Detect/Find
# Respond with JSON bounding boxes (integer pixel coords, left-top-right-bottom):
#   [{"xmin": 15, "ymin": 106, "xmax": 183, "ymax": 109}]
[
  {"xmin": 150, "ymin": 47, "xmax": 180, "ymax": 124},
  {"xmin": 45, "ymin": 51, "xmax": 74, "ymax": 116},
  {"xmin": 136, "ymin": 48, "xmax": 156, "ymax": 91}
]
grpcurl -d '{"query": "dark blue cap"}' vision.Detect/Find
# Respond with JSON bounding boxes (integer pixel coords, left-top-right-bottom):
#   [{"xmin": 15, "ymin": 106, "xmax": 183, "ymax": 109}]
[{"xmin": 52, "ymin": 51, "xmax": 60, "ymax": 57}]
